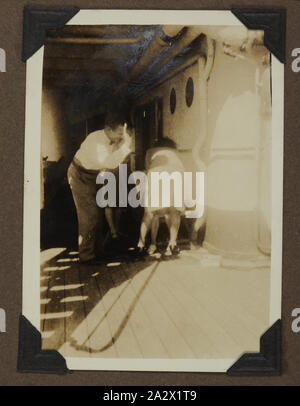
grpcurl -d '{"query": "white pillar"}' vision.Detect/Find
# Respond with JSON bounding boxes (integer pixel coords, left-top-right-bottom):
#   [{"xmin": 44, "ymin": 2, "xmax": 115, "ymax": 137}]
[{"xmin": 203, "ymin": 43, "xmax": 271, "ymax": 262}]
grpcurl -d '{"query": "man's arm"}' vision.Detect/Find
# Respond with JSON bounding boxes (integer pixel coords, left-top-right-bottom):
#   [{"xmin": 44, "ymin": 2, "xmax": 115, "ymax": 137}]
[{"xmin": 110, "ymin": 131, "xmax": 132, "ymax": 168}]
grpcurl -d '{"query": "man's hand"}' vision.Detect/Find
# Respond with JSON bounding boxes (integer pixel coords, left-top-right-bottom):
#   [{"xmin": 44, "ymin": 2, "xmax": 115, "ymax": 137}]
[{"xmin": 123, "ymin": 123, "xmax": 132, "ymax": 149}]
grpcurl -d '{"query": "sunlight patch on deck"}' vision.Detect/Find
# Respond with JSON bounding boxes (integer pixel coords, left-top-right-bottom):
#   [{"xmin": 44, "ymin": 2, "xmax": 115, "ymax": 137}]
[
  {"xmin": 40, "ymin": 311, "xmax": 73, "ymax": 320},
  {"xmin": 40, "ymin": 298, "xmax": 51, "ymax": 305},
  {"xmin": 41, "ymin": 247, "xmax": 66, "ymax": 266},
  {"xmin": 43, "ymin": 265, "xmax": 71, "ymax": 272},
  {"xmin": 61, "ymin": 295, "xmax": 88, "ymax": 303},
  {"xmin": 41, "ymin": 331, "xmax": 55, "ymax": 339},
  {"xmin": 107, "ymin": 262, "xmax": 121, "ymax": 267},
  {"xmin": 57, "ymin": 258, "xmax": 79, "ymax": 263},
  {"xmin": 50, "ymin": 283, "xmax": 85, "ymax": 291}
]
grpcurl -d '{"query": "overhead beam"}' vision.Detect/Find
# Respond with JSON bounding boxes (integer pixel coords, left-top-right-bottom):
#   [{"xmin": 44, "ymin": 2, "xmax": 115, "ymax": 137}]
[
  {"xmin": 44, "ymin": 43, "xmax": 133, "ymax": 59},
  {"xmin": 44, "ymin": 57, "xmax": 129, "ymax": 72},
  {"xmin": 114, "ymin": 25, "xmax": 185, "ymax": 96},
  {"xmin": 43, "ymin": 78, "xmax": 115, "ymax": 87},
  {"xmin": 43, "ymin": 69, "xmax": 120, "ymax": 79},
  {"xmin": 48, "ymin": 24, "xmax": 144, "ymax": 37},
  {"xmin": 43, "ymin": 69, "xmax": 120, "ymax": 87},
  {"xmin": 129, "ymin": 36, "xmax": 205, "ymax": 98},
  {"xmin": 46, "ymin": 34, "xmax": 143, "ymax": 45}
]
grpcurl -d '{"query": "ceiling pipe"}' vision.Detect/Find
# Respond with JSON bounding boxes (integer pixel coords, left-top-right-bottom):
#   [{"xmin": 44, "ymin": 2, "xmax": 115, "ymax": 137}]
[
  {"xmin": 136, "ymin": 35, "xmax": 205, "ymax": 96},
  {"xmin": 145, "ymin": 26, "xmax": 204, "ymax": 78},
  {"xmin": 113, "ymin": 25, "xmax": 185, "ymax": 96},
  {"xmin": 130, "ymin": 33, "xmax": 206, "ymax": 99},
  {"xmin": 116, "ymin": 26, "xmax": 206, "ymax": 99},
  {"xmin": 204, "ymin": 36, "xmax": 215, "ymax": 81},
  {"xmin": 145, "ymin": 54, "xmax": 201, "ymax": 95}
]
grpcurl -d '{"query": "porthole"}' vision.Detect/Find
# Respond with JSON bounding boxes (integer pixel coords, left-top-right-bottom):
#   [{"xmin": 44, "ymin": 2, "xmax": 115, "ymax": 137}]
[
  {"xmin": 185, "ymin": 77, "xmax": 194, "ymax": 107},
  {"xmin": 170, "ymin": 87, "xmax": 176, "ymax": 114}
]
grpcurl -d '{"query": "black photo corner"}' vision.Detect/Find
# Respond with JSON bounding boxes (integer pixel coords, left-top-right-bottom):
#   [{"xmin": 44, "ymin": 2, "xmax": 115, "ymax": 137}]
[
  {"xmin": 0, "ymin": 0, "xmax": 295, "ymax": 388},
  {"xmin": 18, "ymin": 5, "xmax": 285, "ymax": 376}
]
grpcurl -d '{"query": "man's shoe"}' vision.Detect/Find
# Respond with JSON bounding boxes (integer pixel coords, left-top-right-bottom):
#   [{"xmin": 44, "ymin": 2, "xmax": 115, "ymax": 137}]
[
  {"xmin": 170, "ymin": 245, "xmax": 180, "ymax": 256},
  {"xmin": 147, "ymin": 244, "xmax": 157, "ymax": 255},
  {"xmin": 163, "ymin": 245, "xmax": 180, "ymax": 258},
  {"xmin": 133, "ymin": 246, "xmax": 148, "ymax": 258},
  {"xmin": 164, "ymin": 246, "xmax": 172, "ymax": 257}
]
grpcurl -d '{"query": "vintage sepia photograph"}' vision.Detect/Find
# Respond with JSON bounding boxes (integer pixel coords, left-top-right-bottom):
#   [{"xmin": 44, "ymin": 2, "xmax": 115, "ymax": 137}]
[{"xmin": 22, "ymin": 10, "xmax": 284, "ymax": 372}]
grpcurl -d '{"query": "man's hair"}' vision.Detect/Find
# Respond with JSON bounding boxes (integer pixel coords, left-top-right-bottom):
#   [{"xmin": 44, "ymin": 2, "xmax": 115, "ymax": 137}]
[
  {"xmin": 104, "ymin": 111, "xmax": 126, "ymax": 130},
  {"xmin": 154, "ymin": 137, "xmax": 177, "ymax": 149}
]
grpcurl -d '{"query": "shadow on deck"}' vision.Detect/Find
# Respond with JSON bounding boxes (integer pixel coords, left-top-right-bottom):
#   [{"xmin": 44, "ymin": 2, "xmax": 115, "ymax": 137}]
[
  {"xmin": 40, "ymin": 246, "xmax": 271, "ymax": 360},
  {"xmin": 41, "ymin": 248, "xmax": 163, "ymax": 356}
]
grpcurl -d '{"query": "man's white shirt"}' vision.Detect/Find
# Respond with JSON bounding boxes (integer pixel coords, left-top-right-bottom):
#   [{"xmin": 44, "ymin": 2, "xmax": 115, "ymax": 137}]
[{"xmin": 75, "ymin": 129, "xmax": 131, "ymax": 170}]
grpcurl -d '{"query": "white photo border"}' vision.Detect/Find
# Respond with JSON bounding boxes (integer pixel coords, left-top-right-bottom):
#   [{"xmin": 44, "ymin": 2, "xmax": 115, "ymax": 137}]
[{"xmin": 22, "ymin": 9, "xmax": 284, "ymax": 372}]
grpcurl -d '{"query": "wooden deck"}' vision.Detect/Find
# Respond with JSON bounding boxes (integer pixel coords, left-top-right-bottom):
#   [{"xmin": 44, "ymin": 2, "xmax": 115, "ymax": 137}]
[{"xmin": 40, "ymin": 247, "xmax": 270, "ymax": 360}]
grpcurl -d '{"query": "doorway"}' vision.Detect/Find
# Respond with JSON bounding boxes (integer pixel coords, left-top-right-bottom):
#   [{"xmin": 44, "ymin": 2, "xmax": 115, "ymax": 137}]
[{"xmin": 134, "ymin": 97, "xmax": 163, "ymax": 170}]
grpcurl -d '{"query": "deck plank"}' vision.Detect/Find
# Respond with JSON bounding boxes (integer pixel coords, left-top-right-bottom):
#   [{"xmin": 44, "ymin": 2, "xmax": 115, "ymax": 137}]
[
  {"xmin": 40, "ymin": 248, "xmax": 270, "ymax": 361},
  {"xmin": 40, "ymin": 270, "xmax": 52, "ymax": 335},
  {"xmin": 41, "ymin": 259, "xmax": 67, "ymax": 350},
  {"xmin": 60, "ymin": 260, "xmax": 91, "ymax": 358},
  {"xmin": 181, "ymin": 262, "xmax": 269, "ymax": 333},
  {"xmin": 170, "ymin": 262, "xmax": 268, "ymax": 351},
  {"xmin": 71, "ymin": 265, "xmax": 118, "ymax": 358},
  {"xmin": 123, "ymin": 259, "xmax": 195, "ymax": 359},
  {"xmin": 93, "ymin": 264, "xmax": 144, "ymax": 358},
  {"xmin": 109, "ymin": 261, "xmax": 169, "ymax": 359},
  {"xmin": 148, "ymin": 263, "xmax": 223, "ymax": 358},
  {"xmin": 154, "ymin": 260, "xmax": 245, "ymax": 357}
]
